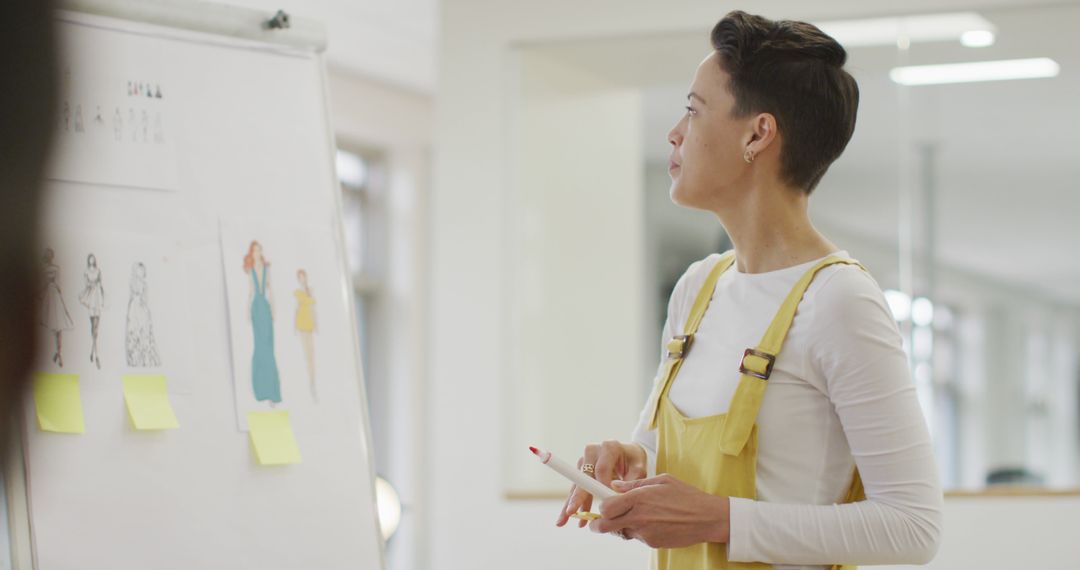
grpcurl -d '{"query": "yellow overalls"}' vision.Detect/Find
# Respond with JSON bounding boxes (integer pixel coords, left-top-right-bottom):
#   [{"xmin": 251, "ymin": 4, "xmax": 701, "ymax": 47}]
[{"xmin": 643, "ymin": 250, "xmax": 867, "ymax": 570}]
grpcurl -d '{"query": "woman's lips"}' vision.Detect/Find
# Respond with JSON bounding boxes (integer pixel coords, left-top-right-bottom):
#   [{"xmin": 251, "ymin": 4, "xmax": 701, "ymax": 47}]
[{"xmin": 669, "ymin": 160, "xmax": 680, "ymax": 171}]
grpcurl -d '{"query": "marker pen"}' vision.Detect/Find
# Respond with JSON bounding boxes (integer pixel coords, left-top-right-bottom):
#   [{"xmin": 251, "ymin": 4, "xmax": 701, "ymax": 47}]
[{"xmin": 529, "ymin": 446, "xmax": 618, "ymax": 501}]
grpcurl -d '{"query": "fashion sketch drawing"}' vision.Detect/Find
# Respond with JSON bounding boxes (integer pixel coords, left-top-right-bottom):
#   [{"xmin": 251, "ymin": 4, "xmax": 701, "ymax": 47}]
[
  {"xmin": 40, "ymin": 248, "xmax": 74, "ymax": 367},
  {"xmin": 77, "ymin": 253, "xmax": 105, "ymax": 369},
  {"xmin": 294, "ymin": 269, "xmax": 317, "ymax": 399},
  {"xmin": 125, "ymin": 261, "xmax": 161, "ymax": 367},
  {"xmin": 245, "ymin": 241, "xmax": 282, "ymax": 404}
]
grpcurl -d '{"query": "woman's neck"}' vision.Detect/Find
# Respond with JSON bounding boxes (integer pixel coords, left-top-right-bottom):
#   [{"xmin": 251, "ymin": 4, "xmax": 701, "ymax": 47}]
[{"xmin": 713, "ymin": 181, "xmax": 838, "ymax": 274}]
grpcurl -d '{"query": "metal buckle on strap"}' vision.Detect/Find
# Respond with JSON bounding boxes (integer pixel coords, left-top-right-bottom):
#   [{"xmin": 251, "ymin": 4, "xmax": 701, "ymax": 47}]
[
  {"xmin": 739, "ymin": 348, "xmax": 775, "ymax": 380},
  {"xmin": 666, "ymin": 334, "xmax": 694, "ymax": 359}
]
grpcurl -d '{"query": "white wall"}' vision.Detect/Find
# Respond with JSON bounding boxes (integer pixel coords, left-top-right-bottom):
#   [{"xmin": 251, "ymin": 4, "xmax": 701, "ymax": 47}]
[
  {"xmin": 225, "ymin": 0, "xmax": 438, "ymax": 92},
  {"xmin": 326, "ymin": 69, "xmax": 432, "ymax": 570},
  {"xmin": 431, "ymin": 1, "xmax": 1080, "ymax": 568},
  {"xmin": 328, "ymin": 69, "xmax": 432, "ymax": 151},
  {"xmin": 503, "ymin": 51, "xmax": 647, "ymax": 495}
]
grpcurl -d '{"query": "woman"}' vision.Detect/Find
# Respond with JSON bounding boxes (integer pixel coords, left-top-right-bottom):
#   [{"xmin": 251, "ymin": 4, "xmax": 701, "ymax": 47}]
[
  {"xmin": 294, "ymin": 268, "xmax": 317, "ymax": 399},
  {"xmin": 125, "ymin": 261, "xmax": 161, "ymax": 367},
  {"xmin": 0, "ymin": 0, "xmax": 58, "ymax": 451},
  {"xmin": 555, "ymin": 11, "xmax": 942, "ymax": 569},
  {"xmin": 78, "ymin": 253, "xmax": 105, "ymax": 369},
  {"xmin": 244, "ymin": 241, "xmax": 281, "ymax": 404},
  {"xmin": 40, "ymin": 248, "xmax": 73, "ymax": 367}
]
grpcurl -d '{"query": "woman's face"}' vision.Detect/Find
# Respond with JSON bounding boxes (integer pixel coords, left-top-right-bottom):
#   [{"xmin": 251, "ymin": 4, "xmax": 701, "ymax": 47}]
[
  {"xmin": 667, "ymin": 51, "xmax": 755, "ymax": 212},
  {"xmin": 253, "ymin": 243, "xmax": 263, "ymax": 261},
  {"xmin": 297, "ymin": 271, "xmax": 308, "ymax": 287}
]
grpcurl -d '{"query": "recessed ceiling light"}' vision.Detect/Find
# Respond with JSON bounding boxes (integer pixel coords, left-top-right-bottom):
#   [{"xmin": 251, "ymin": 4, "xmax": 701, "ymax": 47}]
[
  {"xmin": 960, "ymin": 30, "xmax": 995, "ymax": 47},
  {"xmin": 890, "ymin": 57, "xmax": 1060, "ymax": 86}
]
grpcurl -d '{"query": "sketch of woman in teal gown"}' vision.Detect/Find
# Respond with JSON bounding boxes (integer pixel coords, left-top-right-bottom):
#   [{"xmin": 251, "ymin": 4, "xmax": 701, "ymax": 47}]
[{"xmin": 244, "ymin": 241, "xmax": 281, "ymax": 404}]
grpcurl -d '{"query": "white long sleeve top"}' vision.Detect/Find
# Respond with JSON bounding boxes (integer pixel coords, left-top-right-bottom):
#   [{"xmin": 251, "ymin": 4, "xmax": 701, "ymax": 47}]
[{"xmin": 631, "ymin": 251, "xmax": 943, "ymax": 568}]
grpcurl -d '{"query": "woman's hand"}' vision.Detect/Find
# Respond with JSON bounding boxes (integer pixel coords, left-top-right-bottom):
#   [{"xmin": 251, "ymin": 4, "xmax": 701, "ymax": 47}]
[
  {"xmin": 555, "ymin": 440, "xmax": 648, "ymax": 528},
  {"xmin": 588, "ymin": 473, "xmax": 730, "ymax": 548}
]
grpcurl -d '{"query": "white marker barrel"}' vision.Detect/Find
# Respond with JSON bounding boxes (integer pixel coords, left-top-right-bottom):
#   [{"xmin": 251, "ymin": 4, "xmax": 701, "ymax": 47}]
[{"xmin": 532, "ymin": 446, "xmax": 617, "ymax": 501}]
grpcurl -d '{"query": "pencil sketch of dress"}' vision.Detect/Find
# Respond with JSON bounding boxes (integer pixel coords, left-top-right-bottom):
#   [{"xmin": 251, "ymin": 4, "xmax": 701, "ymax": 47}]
[
  {"xmin": 113, "ymin": 107, "xmax": 122, "ymax": 141},
  {"xmin": 245, "ymin": 241, "xmax": 281, "ymax": 404},
  {"xmin": 78, "ymin": 254, "xmax": 105, "ymax": 369},
  {"xmin": 128, "ymin": 108, "xmax": 137, "ymax": 142},
  {"xmin": 40, "ymin": 249, "xmax": 74, "ymax": 367},
  {"xmin": 125, "ymin": 262, "xmax": 161, "ymax": 367}
]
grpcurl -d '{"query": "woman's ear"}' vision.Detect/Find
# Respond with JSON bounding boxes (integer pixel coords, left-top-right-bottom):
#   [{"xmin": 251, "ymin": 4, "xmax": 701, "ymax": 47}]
[{"xmin": 747, "ymin": 112, "xmax": 778, "ymax": 153}]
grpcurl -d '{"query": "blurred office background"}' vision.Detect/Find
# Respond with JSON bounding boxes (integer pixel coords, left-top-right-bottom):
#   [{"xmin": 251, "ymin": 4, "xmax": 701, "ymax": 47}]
[{"xmin": 231, "ymin": 0, "xmax": 1080, "ymax": 567}]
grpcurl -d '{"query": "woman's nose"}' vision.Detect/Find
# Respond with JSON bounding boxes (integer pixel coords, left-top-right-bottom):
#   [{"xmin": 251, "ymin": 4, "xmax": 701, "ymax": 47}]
[{"xmin": 668, "ymin": 125, "xmax": 682, "ymax": 147}]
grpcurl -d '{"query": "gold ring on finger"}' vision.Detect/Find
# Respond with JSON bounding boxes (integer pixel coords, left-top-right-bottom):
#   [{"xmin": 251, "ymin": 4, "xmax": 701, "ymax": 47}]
[{"xmin": 581, "ymin": 463, "xmax": 595, "ymax": 475}]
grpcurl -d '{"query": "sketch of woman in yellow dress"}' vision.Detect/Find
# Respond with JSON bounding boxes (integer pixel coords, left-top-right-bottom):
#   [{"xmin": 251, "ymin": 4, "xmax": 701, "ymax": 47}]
[
  {"xmin": 294, "ymin": 269, "xmax": 317, "ymax": 399},
  {"xmin": 40, "ymin": 248, "xmax": 74, "ymax": 367}
]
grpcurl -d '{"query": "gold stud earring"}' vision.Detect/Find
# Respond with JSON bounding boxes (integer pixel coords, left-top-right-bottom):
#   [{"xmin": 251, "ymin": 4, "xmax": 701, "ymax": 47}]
[{"xmin": 743, "ymin": 150, "xmax": 755, "ymax": 164}]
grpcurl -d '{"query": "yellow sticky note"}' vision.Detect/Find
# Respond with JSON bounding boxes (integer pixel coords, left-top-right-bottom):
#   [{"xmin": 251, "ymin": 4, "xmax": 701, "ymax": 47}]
[
  {"xmin": 247, "ymin": 410, "xmax": 301, "ymax": 465},
  {"xmin": 122, "ymin": 374, "xmax": 180, "ymax": 430},
  {"xmin": 33, "ymin": 373, "xmax": 85, "ymax": 433}
]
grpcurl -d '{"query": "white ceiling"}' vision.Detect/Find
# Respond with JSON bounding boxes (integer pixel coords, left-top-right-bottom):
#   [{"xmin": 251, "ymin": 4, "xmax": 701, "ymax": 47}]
[{"xmin": 520, "ymin": 3, "xmax": 1080, "ymax": 307}]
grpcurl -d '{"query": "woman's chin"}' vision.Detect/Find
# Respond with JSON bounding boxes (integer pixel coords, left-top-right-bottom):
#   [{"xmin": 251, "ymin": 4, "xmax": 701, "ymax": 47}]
[{"xmin": 669, "ymin": 182, "xmax": 691, "ymax": 206}]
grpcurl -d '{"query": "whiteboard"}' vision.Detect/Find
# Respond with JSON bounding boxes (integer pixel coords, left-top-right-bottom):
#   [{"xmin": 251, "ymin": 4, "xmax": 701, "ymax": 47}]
[{"xmin": 18, "ymin": 7, "xmax": 383, "ymax": 570}]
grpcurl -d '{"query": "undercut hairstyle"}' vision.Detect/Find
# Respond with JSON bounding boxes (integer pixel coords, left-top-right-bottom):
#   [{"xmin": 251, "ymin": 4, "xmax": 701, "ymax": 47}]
[
  {"xmin": 0, "ymin": 0, "xmax": 57, "ymax": 449},
  {"xmin": 711, "ymin": 10, "xmax": 859, "ymax": 194}
]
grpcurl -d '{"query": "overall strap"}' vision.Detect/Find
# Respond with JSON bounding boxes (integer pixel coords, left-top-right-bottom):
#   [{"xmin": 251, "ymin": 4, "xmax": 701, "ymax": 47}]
[
  {"xmin": 717, "ymin": 255, "xmax": 868, "ymax": 456},
  {"xmin": 645, "ymin": 250, "xmax": 737, "ymax": 430}
]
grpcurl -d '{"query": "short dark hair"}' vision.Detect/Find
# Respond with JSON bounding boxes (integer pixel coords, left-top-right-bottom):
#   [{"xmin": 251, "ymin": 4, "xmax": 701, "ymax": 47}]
[
  {"xmin": 0, "ymin": 0, "xmax": 56, "ymax": 450},
  {"xmin": 711, "ymin": 10, "xmax": 859, "ymax": 194}
]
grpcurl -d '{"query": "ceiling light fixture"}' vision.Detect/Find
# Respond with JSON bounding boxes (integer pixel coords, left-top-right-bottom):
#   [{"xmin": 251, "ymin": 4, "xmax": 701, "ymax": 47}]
[
  {"xmin": 960, "ymin": 29, "xmax": 995, "ymax": 47},
  {"xmin": 816, "ymin": 12, "xmax": 996, "ymax": 48},
  {"xmin": 890, "ymin": 57, "xmax": 1060, "ymax": 86}
]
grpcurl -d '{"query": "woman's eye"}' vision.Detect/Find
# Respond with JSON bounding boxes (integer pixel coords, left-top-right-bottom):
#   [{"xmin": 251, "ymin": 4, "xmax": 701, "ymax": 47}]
[{"xmin": 685, "ymin": 106, "xmax": 696, "ymax": 116}]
